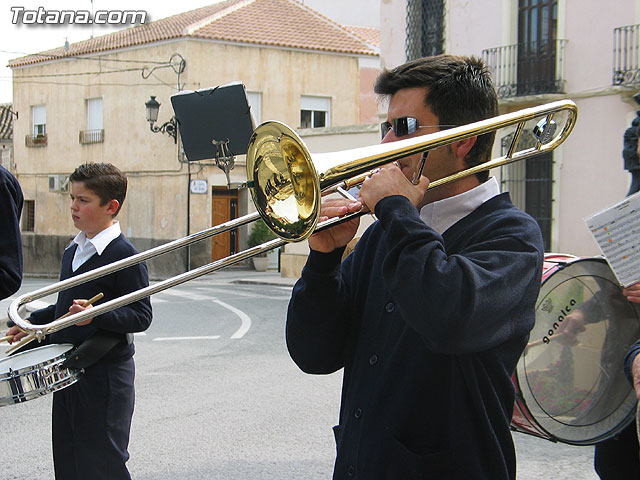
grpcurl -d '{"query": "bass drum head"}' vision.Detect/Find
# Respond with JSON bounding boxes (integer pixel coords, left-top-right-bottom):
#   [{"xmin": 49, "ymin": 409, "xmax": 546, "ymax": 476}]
[{"xmin": 516, "ymin": 257, "xmax": 640, "ymax": 445}]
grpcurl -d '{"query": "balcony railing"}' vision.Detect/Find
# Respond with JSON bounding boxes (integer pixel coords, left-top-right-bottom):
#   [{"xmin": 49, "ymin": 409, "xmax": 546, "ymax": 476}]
[
  {"xmin": 613, "ymin": 24, "xmax": 640, "ymax": 86},
  {"xmin": 482, "ymin": 39, "xmax": 567, "ymax": 99},
  {"xmin": 25, "ymin": 134, "xmax": 47, "ymax": 147},
  {"xmin": 79, "ymin": 129, "xmax": 104, "ymax": 144}
]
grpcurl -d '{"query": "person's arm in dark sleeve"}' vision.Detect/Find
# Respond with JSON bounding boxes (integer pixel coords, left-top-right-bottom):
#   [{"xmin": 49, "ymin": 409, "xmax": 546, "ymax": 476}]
[
  {"xmin": 375, "ymin": 195, "xmax": 543, "ymax": 355},
  {"xmin": 92, "ymin": 262, "xmax": 152, "ymax": 334},
  {"xmin": 286, "ymin": 246, "xmax": 355, "ymax": 374},
  {"xmin": 28, "ymin": 304, "xmax": 57, "ymax": 325},
  {"xmin": 0, "ymin": 169, "xmax": 24, "ymax": 300}
]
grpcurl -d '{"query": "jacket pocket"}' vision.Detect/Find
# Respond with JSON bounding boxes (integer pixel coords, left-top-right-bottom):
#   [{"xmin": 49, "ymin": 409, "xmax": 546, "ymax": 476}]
[{"xmin": 381, "ymin": 434, "xmax": 454, "ymax": 480}]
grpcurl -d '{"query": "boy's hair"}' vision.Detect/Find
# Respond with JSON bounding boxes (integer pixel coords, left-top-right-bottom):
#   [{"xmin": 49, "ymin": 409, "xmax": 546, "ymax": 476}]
[
  {"xmin": 69, "ymin": 163, "xmax": 127, "ymax": 216},
  {"xmin": 374, "ymin": 54, "xmax": 499, "ymax": 182}
]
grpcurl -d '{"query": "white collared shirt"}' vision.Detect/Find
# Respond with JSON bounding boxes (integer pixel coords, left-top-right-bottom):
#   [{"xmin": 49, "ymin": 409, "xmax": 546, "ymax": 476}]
[
  {"xmin": 69, "ymin": 221, "xmax": 121, "ymax": 272},
  {"xmin": 419, "ymin": 177, "xmax": 501, "ymax": 234}
]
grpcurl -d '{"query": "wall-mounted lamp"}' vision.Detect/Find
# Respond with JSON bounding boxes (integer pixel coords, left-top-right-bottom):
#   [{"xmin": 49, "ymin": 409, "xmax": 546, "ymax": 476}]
[{"xmin": 145, "ymin": 95, "xmax": 177, "ymax": 143}]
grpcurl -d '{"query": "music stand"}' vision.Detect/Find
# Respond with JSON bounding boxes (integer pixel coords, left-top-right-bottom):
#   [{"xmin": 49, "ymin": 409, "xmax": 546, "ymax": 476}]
[{"xmin": 170, "ymin": 82, "xmax": 255, "ymax": 187}]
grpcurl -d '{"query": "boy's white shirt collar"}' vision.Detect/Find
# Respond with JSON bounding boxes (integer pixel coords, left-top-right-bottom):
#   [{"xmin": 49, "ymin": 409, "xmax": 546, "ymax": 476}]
[
  {"xmin": 419, "ymin": 177, "xmax": 500, "ymax": 234},
  {"xmin": 68, "ymin": 221, "xmax": 121, "ymax": 255}
]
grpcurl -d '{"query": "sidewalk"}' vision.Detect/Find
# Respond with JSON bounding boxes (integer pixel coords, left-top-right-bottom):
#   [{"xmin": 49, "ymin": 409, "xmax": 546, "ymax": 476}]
[{"xmin": 193, "ymin": 267, "xmax": 298, "ymax": 288}]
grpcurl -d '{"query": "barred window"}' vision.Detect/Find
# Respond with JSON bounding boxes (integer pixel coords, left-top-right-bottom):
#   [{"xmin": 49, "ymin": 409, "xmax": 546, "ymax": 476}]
[
  {"xmin": 500, "ymin": 133, "xmax": 553, "ymax": 250},
  {"xmin": 517, "ymin": 0, "xmax": 560, "ymax": 95},
  {"xmin": 406, "ymin": 0, "xmax": 445, "ymax": 61},
  {"xmin": 22, "ymin": 199, "xmax": 35, "ymax": 232}
]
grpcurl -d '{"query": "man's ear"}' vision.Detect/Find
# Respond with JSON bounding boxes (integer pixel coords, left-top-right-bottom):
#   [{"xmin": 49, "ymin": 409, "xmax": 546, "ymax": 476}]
[
  {"xmin": 105, "ymin": 199, "xmax": 120, "ymax": 215},
  {"xmin": 453, "ymin": 136, "xmax": 477, "ymax": 160}
]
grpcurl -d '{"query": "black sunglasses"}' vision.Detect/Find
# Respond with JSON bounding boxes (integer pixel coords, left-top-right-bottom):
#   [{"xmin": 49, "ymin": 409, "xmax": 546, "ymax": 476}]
[{"xmin": 380, "ymin": 117, "xmax": 457, "ymax": 139}]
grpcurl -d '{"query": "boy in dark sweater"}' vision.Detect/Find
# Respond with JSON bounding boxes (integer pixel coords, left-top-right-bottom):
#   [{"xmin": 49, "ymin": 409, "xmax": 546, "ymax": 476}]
[{"xmin": 7, "ymin": 162, "xmax": 152, "ymax": 480}]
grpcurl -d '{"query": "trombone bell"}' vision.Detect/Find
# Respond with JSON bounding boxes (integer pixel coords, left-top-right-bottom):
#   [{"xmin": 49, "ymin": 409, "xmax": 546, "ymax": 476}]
[{"xmin": 246, "ymin": 122, "xmax": 321, "ymax": 242}]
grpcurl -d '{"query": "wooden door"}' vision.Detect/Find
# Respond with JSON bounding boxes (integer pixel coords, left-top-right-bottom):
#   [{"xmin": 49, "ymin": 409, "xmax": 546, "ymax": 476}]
[{"xmin": 211, "ymin": 189, "xmax": 238, "ymax": 261}]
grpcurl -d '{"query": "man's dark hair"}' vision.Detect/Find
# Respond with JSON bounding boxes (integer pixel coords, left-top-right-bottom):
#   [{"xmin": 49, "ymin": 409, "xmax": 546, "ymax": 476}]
[
  {"xmin": 374, "ymin": 54, "xmax": 499, "ymax": 182},
  {"xmin": 69, "ymin": 162, "xmax": 127, "ymax": 216}
]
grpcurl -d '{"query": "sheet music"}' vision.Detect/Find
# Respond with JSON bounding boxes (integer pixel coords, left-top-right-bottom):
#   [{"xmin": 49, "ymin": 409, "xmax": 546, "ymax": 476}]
[{"xmin": 585, "ymin": 190, "xmax": 640, "ymax": 287}]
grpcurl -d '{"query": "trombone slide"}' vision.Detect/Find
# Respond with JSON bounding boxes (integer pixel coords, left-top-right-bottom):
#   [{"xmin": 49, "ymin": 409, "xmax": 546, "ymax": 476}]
[{"xmin": 7, "ymin": 100, "xmax": 578, "ymax": 339}]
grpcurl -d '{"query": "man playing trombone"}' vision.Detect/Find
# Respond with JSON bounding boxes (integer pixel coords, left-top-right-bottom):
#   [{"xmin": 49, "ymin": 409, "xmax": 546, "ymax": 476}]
[{"xmin": 285, "ymin": 55, "xmax": 545, "ymax": 480}]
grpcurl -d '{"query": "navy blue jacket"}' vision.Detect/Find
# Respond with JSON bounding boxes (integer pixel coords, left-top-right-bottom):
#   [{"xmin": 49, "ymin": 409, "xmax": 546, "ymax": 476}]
[
  {"xmin": 286, "ymin": 193, "xmax": 544, "ymax": 480},
  {"xmin": 30, "ymin": 234, "xmax": 152, "ymax": 362},
  {"xmin": 0, "ymin": 165, "xmax": 23, "ymax": 299}
]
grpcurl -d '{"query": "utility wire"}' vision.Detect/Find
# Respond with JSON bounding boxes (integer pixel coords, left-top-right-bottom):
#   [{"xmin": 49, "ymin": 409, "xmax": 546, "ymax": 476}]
[
  {"xmin": 10, "ymin": 68, "xmax": 143, "ymax": 78},
  {"xmin": 0, "ymin": 49, "xmax": 169, "ymax": 65},
  {"xmin": 1, "ymin": 80, "xmax": 183, "ymax": 88}
]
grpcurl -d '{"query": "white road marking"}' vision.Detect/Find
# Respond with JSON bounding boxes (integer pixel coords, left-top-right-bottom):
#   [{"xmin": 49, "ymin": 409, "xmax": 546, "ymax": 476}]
[
  {"xmin": 156, "ymin": 290, "xmax": 212, "ymax": 301},
  {"xmin": 212, "ymin": 299, "xmax": 251, "ymax": 339},
  {"xmin": 152, "ymin": 336, "xmax": 221, "ymax": 341}
]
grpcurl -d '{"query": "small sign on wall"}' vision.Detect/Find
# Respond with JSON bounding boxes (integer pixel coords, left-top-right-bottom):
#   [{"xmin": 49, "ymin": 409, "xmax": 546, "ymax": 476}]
[{"xmin": 190, "ymin": 179, "xmax": 208, "ymax": 194}]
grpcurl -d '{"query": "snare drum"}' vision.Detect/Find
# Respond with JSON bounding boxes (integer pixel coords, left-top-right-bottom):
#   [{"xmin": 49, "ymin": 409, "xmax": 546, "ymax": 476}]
[
  {"xmin": 512, "ymin": 254, "xmax": 640, "ymax": 445},
  {"xmin": 0, "ymin": 343, "xmax": 81, "ymax": 407}
]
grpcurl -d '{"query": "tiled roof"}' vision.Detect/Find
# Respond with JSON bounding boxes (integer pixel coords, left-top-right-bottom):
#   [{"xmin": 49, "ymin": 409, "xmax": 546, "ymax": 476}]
[
  {"xmin": 343, "ymin": 25, "xmax": 380, "ymax": 49},
  {"xmin": 9, "ymin": 0, "xmax": 378, "ymax": 68},
  {"xmin": 0, "ymin": 104, "xmax": 14, "ymax": 141}
]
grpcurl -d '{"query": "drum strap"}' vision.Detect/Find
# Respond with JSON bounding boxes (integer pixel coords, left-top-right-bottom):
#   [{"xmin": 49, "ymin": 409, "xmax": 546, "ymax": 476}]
[{"xmin": 62, "ymin": 330, "xmax": 124, "ymax": 369}]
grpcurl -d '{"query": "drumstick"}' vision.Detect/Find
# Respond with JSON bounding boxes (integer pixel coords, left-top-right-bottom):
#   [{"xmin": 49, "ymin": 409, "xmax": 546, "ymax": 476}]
[
  {"xmin": 526, "ymin": 335, "xmax": 564, "ymax": 349},
  {"xmin": 56, "ymin": 293, "xmax": 104, "ymax": 321},
  {"xmin": 5, "ymin": 293, "xmax": 104, "ymax": 355},
  {"xmin": 0, "ymin": 334, "xmax": 14, "ymax": 343},
  {"xmin": 4, "ymin": 333, "xmax": 36, "ymax": 354},
  {"xmin": 525, "ymin": 332, "xmax": 580, "ymax": 350}
]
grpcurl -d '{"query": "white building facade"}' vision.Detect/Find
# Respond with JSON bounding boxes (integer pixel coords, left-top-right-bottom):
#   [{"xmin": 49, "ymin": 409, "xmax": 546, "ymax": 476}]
[{"xmin": 381, "ymin": 0, "xmax": 640, "ymax": 256}]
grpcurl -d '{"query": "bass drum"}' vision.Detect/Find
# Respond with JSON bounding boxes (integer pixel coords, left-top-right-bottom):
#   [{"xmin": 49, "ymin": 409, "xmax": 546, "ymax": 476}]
[
  {"xmin": 512, "ymin": 254, "xmax": 640, "ymax": 445},
  {"xmin": 0, "ymin": 343, "xmax": 81, "ymax": 407}
]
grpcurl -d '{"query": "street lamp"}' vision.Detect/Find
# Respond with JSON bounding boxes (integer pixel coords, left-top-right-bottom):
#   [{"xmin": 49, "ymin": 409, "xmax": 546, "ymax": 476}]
[
  {"xmin": 145, "ymin": 95, "xmax": 177, "ymax": 143},
  {"xmin": 144, "ymin": 93, "xmax": 189, "ymax": 269}
]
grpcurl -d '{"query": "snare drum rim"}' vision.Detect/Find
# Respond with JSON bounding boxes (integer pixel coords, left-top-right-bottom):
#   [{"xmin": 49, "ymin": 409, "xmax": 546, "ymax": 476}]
[
  {"xmin": 0, "ymin": 343, "xmax": 75, "ymax": 379},
  {"xmin": 0, "ymin": 343, "xmax": 80, "ymax": 407}
]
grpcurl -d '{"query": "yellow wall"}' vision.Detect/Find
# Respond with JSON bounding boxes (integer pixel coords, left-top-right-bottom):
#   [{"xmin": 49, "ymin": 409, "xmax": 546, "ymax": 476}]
[{"xmin": 12, "ymin": 39, "xmax": 372, "ymax": 264}]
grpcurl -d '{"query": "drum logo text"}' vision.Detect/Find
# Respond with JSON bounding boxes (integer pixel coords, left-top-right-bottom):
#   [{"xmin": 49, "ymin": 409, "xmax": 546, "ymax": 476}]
[{"xmin": 542, "ymin": 298, "xmax": 577, "ymax": 344}]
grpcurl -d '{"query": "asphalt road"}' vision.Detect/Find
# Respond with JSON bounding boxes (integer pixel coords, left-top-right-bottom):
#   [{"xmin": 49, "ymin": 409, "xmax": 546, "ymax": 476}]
[{"xmin": 1, "ymin": 274, "xmax": 600, "ymax": 479}]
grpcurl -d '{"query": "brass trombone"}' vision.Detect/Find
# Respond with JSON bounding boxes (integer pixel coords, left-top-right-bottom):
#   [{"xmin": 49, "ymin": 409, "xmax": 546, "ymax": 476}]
[{"xmin": 7, "ymin": 100, "xmax": 578, "ymax": 340}]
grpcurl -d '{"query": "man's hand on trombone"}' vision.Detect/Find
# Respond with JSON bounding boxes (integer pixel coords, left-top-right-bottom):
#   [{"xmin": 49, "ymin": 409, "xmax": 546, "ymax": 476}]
[
  {"xmin": 309, "ymin": 198, "xmax": 362, "ymax": 253},
  {"xmin": 309, "ymin": 163, "xmax": 431, "ymax": 254},
  {"xmin": 359, "ymin": 163, "xmax": 431, "ymax": 212}
]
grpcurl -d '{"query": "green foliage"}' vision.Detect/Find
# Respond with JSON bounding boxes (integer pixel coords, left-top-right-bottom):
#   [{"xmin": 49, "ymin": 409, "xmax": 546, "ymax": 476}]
[{"xmin": 247, "ymin": 218, "xmax": 277, "ymax": 256}]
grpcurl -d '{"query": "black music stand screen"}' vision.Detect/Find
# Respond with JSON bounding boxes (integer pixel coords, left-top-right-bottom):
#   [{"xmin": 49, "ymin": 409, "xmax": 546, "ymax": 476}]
[{"xmin": 170, "ymin": 82, "xmax": 254, "ymax": 161}]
